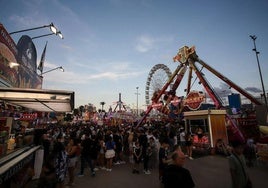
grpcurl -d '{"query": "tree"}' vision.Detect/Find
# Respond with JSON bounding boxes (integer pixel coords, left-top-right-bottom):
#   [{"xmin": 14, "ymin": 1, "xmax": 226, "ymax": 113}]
[
  {"xmin": 100, "ymin": 101, "xmax": 105, "ymax": 112},
  {"xmin": 79, "ymin": 105, "xmax": 85, "ymax": 114}
]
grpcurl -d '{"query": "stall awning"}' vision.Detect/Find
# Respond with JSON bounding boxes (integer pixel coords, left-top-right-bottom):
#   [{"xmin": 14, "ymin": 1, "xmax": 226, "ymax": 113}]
[{"xmin": 0, "ymin": 87, "xmax": 74, "ymax": 112}]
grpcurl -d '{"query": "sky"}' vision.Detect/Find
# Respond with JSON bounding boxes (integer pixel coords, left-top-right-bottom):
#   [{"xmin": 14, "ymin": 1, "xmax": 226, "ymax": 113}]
[{"xmin": 0, "ymin": 0, "xmax": 268, "ymax": 111}]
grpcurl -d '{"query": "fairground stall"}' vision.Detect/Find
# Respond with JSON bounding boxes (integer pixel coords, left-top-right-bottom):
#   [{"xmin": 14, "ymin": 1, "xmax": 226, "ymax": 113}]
[
  {"xmin": 0, "ymin": 87, "xmax": 74, "ymax": 187},
  {"xmin": 0, "ymin": 21, "xmax": 74, "ymax": 187}
]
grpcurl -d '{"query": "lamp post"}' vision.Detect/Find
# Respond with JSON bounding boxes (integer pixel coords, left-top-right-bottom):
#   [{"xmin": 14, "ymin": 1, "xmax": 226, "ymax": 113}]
[
  {"xmin": 135, "ymin": 87, "xmax": 140, "ymax": 116},
  {"xmin": 9, "ymin": 22, "xmax": 63, "ymax": 39},
  {"xmin": 250, "ymin": 35, "xmax": 268, "ymax": 108},
  {"xmin": 32, "ymin": 31, "xmax": 64, "ymax": 40},
  {"xmin": 40, "ymin": 66, "xmax": 64, "ymax": 76}
]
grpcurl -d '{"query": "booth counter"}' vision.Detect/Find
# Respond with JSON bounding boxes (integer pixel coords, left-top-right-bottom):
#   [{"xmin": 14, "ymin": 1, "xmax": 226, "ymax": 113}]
[{"xmin": 0, "ymin": 145, "xmax": 42, "ymax": 187}]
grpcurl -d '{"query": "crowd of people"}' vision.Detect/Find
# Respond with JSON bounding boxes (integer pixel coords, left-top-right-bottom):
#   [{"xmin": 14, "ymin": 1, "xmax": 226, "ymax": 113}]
[
  {"xmin": 37, "ymin": 121, "xmax": 194, "ymax": 187},
  {"xmin": 36, "ymin": 121, "xmax": 256, "ymax": 188}
]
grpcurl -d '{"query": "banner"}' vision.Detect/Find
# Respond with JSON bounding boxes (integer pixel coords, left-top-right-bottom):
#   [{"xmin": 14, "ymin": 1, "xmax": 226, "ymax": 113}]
[{"xmin": 38, "ymin": 41, "xmax": 47, "ymax": 74}]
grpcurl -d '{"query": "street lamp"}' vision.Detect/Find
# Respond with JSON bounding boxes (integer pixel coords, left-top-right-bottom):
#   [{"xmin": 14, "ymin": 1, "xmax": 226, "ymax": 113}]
[
  {"xmin": 32, "ymin": 31, "xmax": 64, "ymax": 40},
  {"xmin": 9, "ymin": 22, "xmax": 63, "ymax": 39},
  {"xmin": 40, "ymin": 66, "xmax": 64, "ymax": 76},
  {"xmin": 135, "ymin": 87, "xmax": 140, "ymax": 116},
  {"xmin": 250, "ymin": 35, "xmax": 267, "ymax": 108}
]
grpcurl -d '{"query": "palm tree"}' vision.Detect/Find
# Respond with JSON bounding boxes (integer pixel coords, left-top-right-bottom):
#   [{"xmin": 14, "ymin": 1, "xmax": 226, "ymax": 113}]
[
  {"xmin": 100, "ymin": 102, "xmax": 105, "ymax": 112},
  {"xmin": 79, "ymin": 105, "xmax": 85, "ymax": 115}
]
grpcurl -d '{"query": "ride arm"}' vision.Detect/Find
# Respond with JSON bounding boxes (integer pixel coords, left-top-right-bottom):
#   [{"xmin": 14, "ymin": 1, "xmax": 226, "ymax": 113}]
[
  {"xmin": 137, "ymin": 63, "xmax": 184, "ymax": 127},
  {"xmin": 186, "ymin": 66, "xmax": 193, "ymax": 95},
  {"xmin": 197, "ymin": 57, "xmax": 263, "ymax": 105},
  {"xmin": 188, "ymin": 57, "xmax": 224, "ymax": 109},
  {"xmin": 162, "ymin": 65, "xmax": 187, "ymax": 112}
]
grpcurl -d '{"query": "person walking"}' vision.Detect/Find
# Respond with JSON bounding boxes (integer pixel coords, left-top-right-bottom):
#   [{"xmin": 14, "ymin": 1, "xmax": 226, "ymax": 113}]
[
  {"xmin": 139, "ymin": 130, "xmax": 150, "ymax": 174},
  {"xmin": 159, "ymin": 138, "xmax": 169, "ymax": 181},
  {"xmin": 78, "ymin": 133, "xmax": 96, "ymax": 177},
  {"xmin": 114, "ymin": 130, "xmax": 125, "ymax": 164},
  {"xmin": 162, "ymin": 150, "xmax": 195, "ymax": 188},
  {"xmin": 97, "ymin": 135, "xmax": 106, "ymax": 170},
  {"xmin": 38, "ymin": 132, "xmax": 66, "ymax": 188},
  {"xmin": 148, "ymin": 136, "xmax": 158, "ymax": 170},
  {"xmin": 132, "ymin": 140, "xmax": 142, "ymax": 174},
  {"xmin": 179, "ymin": 128, "xmax": 186, "ymax": 153},
  {"xmin": 128, "ymin": 130, "xmax": 134, "ymax": 164},
  {"xmin": 66, "ymin": 137, "xmax": 79, "ymax": 187},
  {"xmin": 228, "ymin": 141, "xmax": 252, "ymax": 188},
  {"xmin": 185, "ymin": 133, "xmax": 193, "ymax": 160},
  {"xmin": 105, "ymin": 136, "xmax": 116, "ymax": 171}
]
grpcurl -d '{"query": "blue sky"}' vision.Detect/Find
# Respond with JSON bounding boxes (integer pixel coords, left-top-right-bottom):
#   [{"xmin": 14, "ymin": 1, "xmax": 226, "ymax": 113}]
[{"xmin": 0, "ymin": 0, "xmax": 268, "ymax": 111}]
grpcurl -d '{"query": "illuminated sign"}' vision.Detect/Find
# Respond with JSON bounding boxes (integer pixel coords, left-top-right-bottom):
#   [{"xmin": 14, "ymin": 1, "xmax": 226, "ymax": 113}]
[{"xmin": 184, "ymin": 90, "xmax": 205, "ymax": 110}]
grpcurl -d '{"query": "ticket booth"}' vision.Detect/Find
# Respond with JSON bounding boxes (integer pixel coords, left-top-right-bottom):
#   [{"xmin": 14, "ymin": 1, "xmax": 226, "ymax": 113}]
[{"xmin": 184, "ymin": 109, "xmax": 229, "ymax": 154}]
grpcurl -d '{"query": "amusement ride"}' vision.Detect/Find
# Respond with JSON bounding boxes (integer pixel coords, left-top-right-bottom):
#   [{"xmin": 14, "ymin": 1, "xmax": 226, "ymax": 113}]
[{"xmin": 140, "ymin": 45, "xmax": 268, "ymax": 147}]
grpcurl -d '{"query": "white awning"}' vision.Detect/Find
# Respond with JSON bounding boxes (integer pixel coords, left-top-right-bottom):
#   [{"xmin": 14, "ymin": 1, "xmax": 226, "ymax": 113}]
[{"xmin": 0, "ymin": 87, "xmax": 74, "ymax": 112}]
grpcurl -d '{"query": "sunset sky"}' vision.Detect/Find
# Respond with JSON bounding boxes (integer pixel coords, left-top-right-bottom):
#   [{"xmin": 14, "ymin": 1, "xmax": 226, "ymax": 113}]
[{"xmin": 1, "ymin": 0, "xmax": 268, "ymax": 111}]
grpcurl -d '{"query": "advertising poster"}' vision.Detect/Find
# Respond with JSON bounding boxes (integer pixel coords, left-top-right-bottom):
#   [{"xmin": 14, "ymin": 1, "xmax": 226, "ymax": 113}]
[{"xmin": 0, "ymin": 23, "xmax": 42, "ymax": 88}]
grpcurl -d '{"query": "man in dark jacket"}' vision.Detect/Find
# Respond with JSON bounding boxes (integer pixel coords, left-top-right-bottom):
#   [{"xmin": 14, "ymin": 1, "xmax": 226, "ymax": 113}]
[
  {"xmin": 78, "ymin": 133, "xmax": 96, "ymax": 177},
  {"xmin": 163, "ymin": 150, "xmax": 195, "ymax": 188}
]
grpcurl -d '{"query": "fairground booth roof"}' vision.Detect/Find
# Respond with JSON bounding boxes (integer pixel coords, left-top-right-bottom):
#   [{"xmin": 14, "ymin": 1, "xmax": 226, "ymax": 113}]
[{"xmin": 0, "ymin": 87, "xmax": 74, "ymax": 112}]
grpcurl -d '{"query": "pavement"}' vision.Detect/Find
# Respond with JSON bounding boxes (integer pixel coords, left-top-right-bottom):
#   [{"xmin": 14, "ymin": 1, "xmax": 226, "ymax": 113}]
[{"xmin": 28, "ymin": 155, "xmax": 268, "ymax": 188}]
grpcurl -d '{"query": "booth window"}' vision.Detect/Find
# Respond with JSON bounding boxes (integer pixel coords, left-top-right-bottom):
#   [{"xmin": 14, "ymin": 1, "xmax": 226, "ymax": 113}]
[{"xmin": 188, "ymin": 119, "xmax": 209, "ymax": 134}]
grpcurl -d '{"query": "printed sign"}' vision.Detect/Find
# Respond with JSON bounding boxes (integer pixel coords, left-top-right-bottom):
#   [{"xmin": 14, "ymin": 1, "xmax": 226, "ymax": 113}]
[{"xmin": 0, "ymin": 23, "xmax": 42, "ymax": 88}]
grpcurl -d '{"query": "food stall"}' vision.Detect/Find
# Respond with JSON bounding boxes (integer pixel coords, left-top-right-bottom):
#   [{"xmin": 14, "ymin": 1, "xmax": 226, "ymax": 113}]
[
  {"xmin": 0, "ymin": 87, "xmax": 74, "ymax": 187},
  {"xmin": 184, "ymin": 109, "xmax": 228, "ymax": 154},
  {"xmin": 0, "ymin": 22, "xmax": 75, "ymax": 187}
]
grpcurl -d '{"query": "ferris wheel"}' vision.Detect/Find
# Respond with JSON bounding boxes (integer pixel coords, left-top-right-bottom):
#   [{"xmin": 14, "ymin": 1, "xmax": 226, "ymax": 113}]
[{"xmin": 145, "ymin": 64, "xmax": 172, "ymax": 106}]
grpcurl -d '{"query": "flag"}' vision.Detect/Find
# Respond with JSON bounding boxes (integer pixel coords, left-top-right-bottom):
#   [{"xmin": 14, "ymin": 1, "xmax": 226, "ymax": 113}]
[{"xmin": 38, "ymin": 41, "xmax": 47, "ymax": 73}]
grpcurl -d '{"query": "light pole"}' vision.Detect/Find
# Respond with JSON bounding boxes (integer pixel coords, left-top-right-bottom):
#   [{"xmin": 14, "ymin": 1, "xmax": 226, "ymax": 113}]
[
  {"xmin": 9, "ymin": 22, "xmax": 63, "ymax": 39},
  {"xmin": 250, "ymin": 35, "xmax": 268, "ymax": 108},
  {"xmin": 135, "ymin": 87, "xmax": 140, "ymax": 116},
  {"xmin": 40, "ymin": 66, "xmax": 64, "ymax": 76},
  {"xmin": 32, "ymin": 31, "xmax": 63, "ymax": 40}
]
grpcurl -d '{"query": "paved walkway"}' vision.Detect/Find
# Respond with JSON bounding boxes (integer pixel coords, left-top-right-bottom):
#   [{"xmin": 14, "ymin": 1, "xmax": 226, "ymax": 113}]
[{"xmin": 60, "ymin": 155, "xmax": 267, "ymax": 188}]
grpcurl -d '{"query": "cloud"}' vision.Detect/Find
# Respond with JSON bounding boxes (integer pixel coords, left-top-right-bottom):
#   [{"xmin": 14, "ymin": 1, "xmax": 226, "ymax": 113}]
[
  {"xmin": 43, "ymin": 69, "xmax": 143, "ymax": 84},
  {"xmin": 135, "ymin": 35, "xmax": 155, "ymax": 53},
  {"xmin": 60, "ymin": 44, "xmax": 73, "ymax": 51},
  {"xmin": 212, "ymin": 82, "xmax": 232, "ymax": 97},
  {"xmin": 42, "ymin": 59, "xmax": 145, "ymax": 84},
  {"xmin": 134, "ymin": 34, "xmax": 174, "ymax": 53},
  {"xmin": 88, "ymin": 71, "xmax": 140, "ymax": 80},
  {"xmin": 244, "ymin": 87, "xmax": 262, "ymax": 93},
  {"xmin": 203, "ymin": 83, "xmax": 263, "ymax": 105},
  {"xmin": 9, "ymin": 15, "xmax": 45, "ymax": 29}
]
